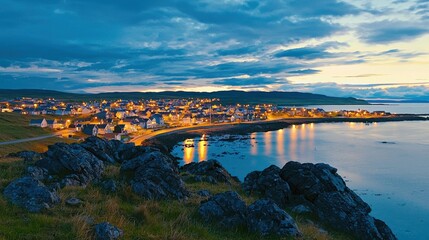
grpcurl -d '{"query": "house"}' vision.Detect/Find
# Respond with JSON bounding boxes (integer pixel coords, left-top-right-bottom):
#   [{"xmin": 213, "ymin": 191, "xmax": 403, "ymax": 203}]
[
  {"xmin": 114, "ymin": 124, "xmax": 126, "ymax": 134},
  {"xmin": 29, "ymin": 118, "xmax": 48, "ymax": 128},
  {"xmin": 81, "ymin": 107, "xmax": 92, "ymax": 115},
  {"xmin": 46, "ymin": 119, "xmax": 57, "ymax": 128},
  {"xmin": 182, "ymin": 114, "xmax": 192, "ymax": 125},
  {"xmin": 1, "ymin": 108, "xmax": 13, "ymax": 113},
  {"xmin": 97, "ymin": 124, "xmax": 113, "ymax": 135},
  {"xmin": 82, "ymin": 124, "xmax": 98, "ymax": 136},
  {"xmin": 150, "ymin": 113, "xmax": 165, "ymax": 126}
]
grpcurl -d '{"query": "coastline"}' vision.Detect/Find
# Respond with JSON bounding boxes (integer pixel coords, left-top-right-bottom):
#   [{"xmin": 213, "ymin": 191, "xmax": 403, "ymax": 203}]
[{"xmin": 142, "ymin": 114, "xmax": 428, "ymax": 151}]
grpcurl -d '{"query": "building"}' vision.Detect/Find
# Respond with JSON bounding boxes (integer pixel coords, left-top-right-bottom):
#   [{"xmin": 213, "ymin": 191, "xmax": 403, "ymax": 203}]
[
  {"xmin": 82, "ymin": 124, "xmax": 98, "ymax": 136},
  {"xmin": 29, "ymin": 118, "xmax": 48, "ymax": 128}
]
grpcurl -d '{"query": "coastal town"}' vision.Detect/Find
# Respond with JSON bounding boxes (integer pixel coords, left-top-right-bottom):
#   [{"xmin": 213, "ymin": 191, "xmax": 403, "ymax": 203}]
[{"xmin": 0, "ymin": 96, "xmax": 393, "ymax": 142}]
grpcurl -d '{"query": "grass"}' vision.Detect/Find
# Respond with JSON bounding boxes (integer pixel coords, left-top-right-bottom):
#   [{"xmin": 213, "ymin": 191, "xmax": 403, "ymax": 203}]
[
  {"xmin": 0, "ymin": 113, "xmax": 53, "ymax": 142},
  {"xmin": 0, "ymin": 137, "xmax": 77, "ymax": 157},
  {"xmin": 0, "ymin": 156, "xmax": 356, "ymax": 240}
]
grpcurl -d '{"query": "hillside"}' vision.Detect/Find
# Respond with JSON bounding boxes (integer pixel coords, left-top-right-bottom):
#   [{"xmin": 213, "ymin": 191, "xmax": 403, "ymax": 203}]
[{"xmin": 0, "ymin": 89, "xmax": 368, "ymax": 105}]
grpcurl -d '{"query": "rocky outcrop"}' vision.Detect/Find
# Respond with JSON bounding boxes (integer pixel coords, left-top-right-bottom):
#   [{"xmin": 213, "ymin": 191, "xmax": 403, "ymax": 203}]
[
  {"xmin": 181, "ymin": 160, "xmax": 238, "ymax": 184},
  {"xmin": 3, "ymin": 177, "xmax": 60, "ymax": 212},
  {"xmin": 242, "ymin": 165, "xmax": 291, "ymax": 207},
  {"xmin": 280, "ymin": 162, "xmax": 397, "ymax": 240},
  {"xmin": 26, "ymin": 166, "xmax": 49, "ymax": 180},
  {"xmin": 80, "ymin": 137, "xmax": 120, "ymax": 164},
  {"xmin": 94, "ymin": 222, "xmax": 123, "ymax": 240},
  {"xmin": 101, "ymin": 179, "xmax": 118, "ymax": 193},
  {"xmin": 80, "ymin": 136, "xmax": 150, "ymax": 164},
  {"xmin": 199, "ymin": 191, "xmax": 247, "ymax": 229},
  {"xmin": 196, "ymin": 189, "xmax": 211, "ymax": 197},
  {"xmin": 35, "ymin": 143, "xmax": 104, "ymax": 187},
  {"xmin": 247, "ymin": 199, "xmax": 301, "ymax": 237},
  {"xmin": 121, "ymin": 151, "xmax": 188, "ymax": 200},
  {"xmin": 8, "ymin": 151, "xmax": 42, "ymax": 162}
]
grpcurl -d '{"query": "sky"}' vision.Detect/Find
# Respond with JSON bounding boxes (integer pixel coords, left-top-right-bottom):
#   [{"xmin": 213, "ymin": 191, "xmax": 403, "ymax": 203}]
[{"xmin": 1, "ymin": 0, "xmax": 429, "ymax": 100}]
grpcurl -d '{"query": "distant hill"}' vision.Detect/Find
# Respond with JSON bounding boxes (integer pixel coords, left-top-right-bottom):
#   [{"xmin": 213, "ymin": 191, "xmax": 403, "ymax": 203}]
[{"xmin": 0, "ymin": 89, "xmax": 368, "ymax": 105}]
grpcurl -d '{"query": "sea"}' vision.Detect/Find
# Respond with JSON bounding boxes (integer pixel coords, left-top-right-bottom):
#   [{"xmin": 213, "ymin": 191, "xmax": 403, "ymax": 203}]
[{"xmin": 171, "ymin": 103, "xmax": 429, "ymax": 240}]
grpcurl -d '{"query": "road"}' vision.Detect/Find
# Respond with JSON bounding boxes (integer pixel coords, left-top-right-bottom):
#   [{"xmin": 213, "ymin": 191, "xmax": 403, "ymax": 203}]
[{"xmin": 0, "ymin": 129, "xmax": 76, "ymax": 146}]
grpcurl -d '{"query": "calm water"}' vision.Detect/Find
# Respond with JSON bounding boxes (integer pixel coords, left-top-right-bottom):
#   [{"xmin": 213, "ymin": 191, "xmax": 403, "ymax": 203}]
[{"xmin": 172, "ymin": 104, "xmax": 429, "ymax": 240}]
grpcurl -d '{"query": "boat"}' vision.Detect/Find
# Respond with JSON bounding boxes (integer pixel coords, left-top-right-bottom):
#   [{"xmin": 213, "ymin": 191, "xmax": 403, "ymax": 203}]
[
  {"xmin": 200, "ymin": 134, "xmax": 210, "ymax": 141},
  {"xmin": 184, "ymin": 139, "xmax": 195, "ymax": 147}
]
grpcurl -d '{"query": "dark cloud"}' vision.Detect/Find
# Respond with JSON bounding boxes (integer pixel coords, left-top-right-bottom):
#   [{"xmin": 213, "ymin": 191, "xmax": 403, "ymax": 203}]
[
  {"xmin": 212, "ymin": 77, "xmax": 284, "ymax": 86},
  {"xmin": 359, "ymin": 20, "xmax": 428, "ymax": 44},
  {"xmin": 288, "ymin": 69, "xmax": 321, "ymax": 75},
  {"xmin": 273, "ymin": 42, "xmax": 346, "ymax": 60}
]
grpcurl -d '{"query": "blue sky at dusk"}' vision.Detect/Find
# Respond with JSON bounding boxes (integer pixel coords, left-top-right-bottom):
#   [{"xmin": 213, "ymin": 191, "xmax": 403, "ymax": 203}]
[{"xmin": 1, "ymin": 0, "xmax": 429, "ymax": 100}]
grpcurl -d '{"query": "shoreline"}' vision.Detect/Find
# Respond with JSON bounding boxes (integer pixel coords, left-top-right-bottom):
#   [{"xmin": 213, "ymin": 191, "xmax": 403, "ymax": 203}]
[{"xmin": 141, "ymin": 114, "xmax": 428, "ymax": 151}]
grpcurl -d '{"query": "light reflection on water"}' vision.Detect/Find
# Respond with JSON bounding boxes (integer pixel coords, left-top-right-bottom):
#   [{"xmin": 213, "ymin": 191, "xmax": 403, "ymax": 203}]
[{"xmin": 172, "ymin": 120, "xmax": 429, "ymax": 240}]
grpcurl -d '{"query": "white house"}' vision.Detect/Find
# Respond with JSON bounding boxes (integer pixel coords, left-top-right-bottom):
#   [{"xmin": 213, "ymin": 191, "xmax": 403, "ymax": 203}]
[
  {"xmin": 29, "ymin": 118, "xmax": 48, "ymax": 128},
  {"xmin": 82, "ymin": 124, "xmax": 98, "ymax": 136}
]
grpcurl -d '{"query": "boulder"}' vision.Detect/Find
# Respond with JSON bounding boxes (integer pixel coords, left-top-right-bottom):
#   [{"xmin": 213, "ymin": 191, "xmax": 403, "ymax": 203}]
[
  {"xmin": 247, "ymin": 199, "xmax": 301, "ymax": 237},
  {"xmin": 8, "ymin": 151, "xmax": 42, "ymax": 162},
  {"xmin": 80, "ymin": 137, "xmax": 118, "ymax": 164},
  {"xmin": 291, "ymin": 204, "xmax": 312, "ymax": 214},
  {"xmin": 65, "ymin": 197, "xmax": 83, "ymax": 206},
  {"xmin": 280, "ymin": 162, "xmax": 346, "ymax": 201},
  {"xmin": 26, "ymin": 166, "xmax": 49, "ymax": 181},
  {"xmin": 242, "ymin": 165, "xmax": 291, "ymax": 207},
  {"xmin": 81, "ymin": 137, "xmax": 147, "ymax": 163},
  {"xmin": 181, "ymin": 160, "xmax": 238, "ymax": 184},
  {"xmin": 101, "ymin": 179, "xmax": 118, "ymax": 193},
  {"xmin": 197, "ymin": 189, "xmax": 211, "ymax": 197},
  {"xmin": 35, "ymin": 143, "xmax": 104, "ymax": 186},
  {"xmin": 121, "ymin": 151, "xmax": 188, "ymax": 200},
  {"xmin": 198, "ymin": 191, "xmax": 247, "ymax": 229},
  {"xmin": 94, "ymin": 222, "xmax": 123, "ymax": 240},
  {"xmin": 3, "ymin": 177, "xmax": 60, "ymax": 212},
  {"xmin": 281, "ymin": 162, "xmax": 397, "ymax": 240}
]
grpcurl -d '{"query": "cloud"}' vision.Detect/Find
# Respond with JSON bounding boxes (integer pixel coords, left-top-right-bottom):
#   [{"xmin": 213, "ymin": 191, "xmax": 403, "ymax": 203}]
[
  {"xmin": 279, "ymin": 82, "xmax": 429, "ymax": 100},
  {"xmin": 288, "ymin": 69, "xmax": 321, "ymax": 75},
  {"xmin": 274, "ymin": 42, "xmax": 346, "ymax": 60},
  {"xmin": 359, "ymin": 20, "xmax": 429, "ymax": 44},
  {"xmin": 212, "ymin": 77, "xmax": 284, "ymax": 86},
  {"xmin": 0, "ymin": 0, "xmax": 427, "ymax": 100}
]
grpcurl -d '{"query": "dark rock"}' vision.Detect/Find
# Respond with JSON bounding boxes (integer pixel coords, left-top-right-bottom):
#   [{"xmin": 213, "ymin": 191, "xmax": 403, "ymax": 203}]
[
  {"xmin": 243, "ymin": 165, "xmax": 291, "ymax": 207},
  {"xmin": 3, "ymin": 177, "xmax": 60, "ymax": 212},
  {"xmin": 48, "ymin": 182, "xmax": 61, "ymax": 192},
  {"xmin": 81, "ymin": 137, "xmax": 149, "ymax": 163},
  {"xmin": 26, "ymin": 166, "xmax": 48, "ymax": 180},
  {"xmin": 280, "ymin": 162, "xmax": 346, "ymax": 201},
  {"xmin": 374, "ymin": 218, "xmax": 397, "ymax": 240},
  {"xmin": 65, "ymin": 197, "xmax": 83, "ymax": 206},
  {"xmin": 61, "ymin": 174, "xmax": 84, "ymax": 187},
  {"xmin": 197, "ymin": 190, "xmax": 211, "ymax": 197},
  {"xmin": 291, "ymin": 204, "xmax": 312, "ymax": 214},
  {"xmin": 101, "ymin": 179, "xmax": 117, "ymax": 193},
  {"xmin": 281, "ymin": 162, "xmax": 397, "ymax": 240},
  {"xmin": 80, "ymin": 137, "xmax": 117, "ymax": 164},
  {"xmin": 94, "ymin": 222, "xmax": 123, "ymax": 240},
  {"xmin": 120, "ymin": 151, "xmax": 188, "ymax": 200},
  {"xmin": 8, "ymin": 151, "xmax": 42, "ymax": 162},
  {"xmin": 246, "ymin": 199, "xmax": 301, "ymax": 237},
  {"xmin": 181, "ymin": 160, "xmax": 238, "ymax": 184},
  {"xmin": 82, "ymin": 215, "xmax": 96, "ymax": 225},
  {"xmin": 35, "ymin": 143, "xmax": 104, "ymax": 186},
  {"xmin": 198, "ymin": 191, "xmax": 247, "ymax": 229}
]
